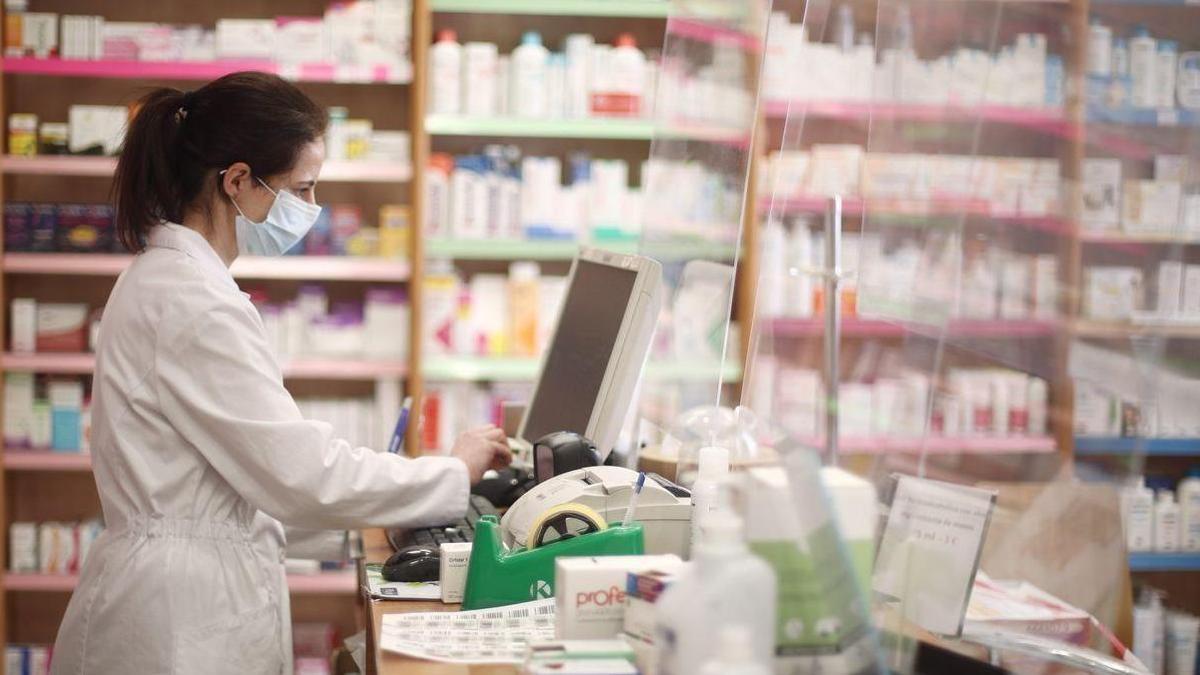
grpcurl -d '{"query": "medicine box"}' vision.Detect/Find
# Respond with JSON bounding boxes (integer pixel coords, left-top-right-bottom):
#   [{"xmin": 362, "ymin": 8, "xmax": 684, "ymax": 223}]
[
  {"xmin": 555, "ymin": 555, "xmax": 682, "ymax": 640},
  {"xmin": 439, "ymin": 542, "xmax": 471, "ymax": 603},
  {"xmin": 1081, "ymin": 159, "xmax": 1121, "ymax": 231}
]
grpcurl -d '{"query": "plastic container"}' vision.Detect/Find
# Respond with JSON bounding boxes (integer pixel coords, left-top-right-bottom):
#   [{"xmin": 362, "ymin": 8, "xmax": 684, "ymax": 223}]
[
  {"xmin": 1126, "ymin": 478, "xmax": 1155, "ymax": 552},
  {"xmin": 654, "ymin": 486, "xmax": 777, "ymax": 675},
  {"xmin": 689, "ymin": 445, "xmax": 730, "ymax": 555},
  {"xmin": 1158, "ymin": 40, "xmax": 1178, "ymax": 110},
  {"xmin": 1133, "ymin": 589, "xmax": 1165, "ymax": 675},
  {"xmin": 1180, "ymin": 469, "xmax": 1200, "ymax": 552},
  {"xmin": 1155, "ymin": 489, "xmax": 1181, "ymax": 552},
  {"xmin": 1130, "ymin": 26, "xmax": 1158, "ymax": 109},
  {"xmin": 563, "ymin": 33, "xmax": 594, "ymax": 118},
  {"xmin": 699, "ymin": 626, "xmax": 773, "ymax": 675},
  {"xmin": 510, "ymin": 31, "xmax": 549, "ymax": 118},
  {"xmin": 605, "ymin": 34, "xmax": 646, "ymax": 117},
  {"xmin": 1088, "ymin": 19, "xmax": 1112, "ymax": 77},
  {"xmin": 430, "ymin": 29, "xmax": 462, "ymax": 115},
  {"xmin": 1166, "ymin": 611, "xmax": 1199, "ymax": 675},
  {"xmin": 1178, "ymin": 52, "xmax": 1200, "ymax": 111},
  {"xmin": 462, "ymin": 42, "xmax": 499, "ymax": 116}
]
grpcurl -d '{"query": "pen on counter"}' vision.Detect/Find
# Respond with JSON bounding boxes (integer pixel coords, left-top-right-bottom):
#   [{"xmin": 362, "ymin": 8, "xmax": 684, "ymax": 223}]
[
  {"xmin": 622, "ymin": 472, "xmax": 647, "ymax": 527},
  {"xmin": 387, "ymin": 396, "xmax": 413, "ymax": 454}
]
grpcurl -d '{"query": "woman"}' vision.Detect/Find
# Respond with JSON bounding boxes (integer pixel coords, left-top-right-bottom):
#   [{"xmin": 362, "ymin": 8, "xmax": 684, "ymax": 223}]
[{"xmin": 51, "ymin": 73, "xmax": 512, "ymax": 674}]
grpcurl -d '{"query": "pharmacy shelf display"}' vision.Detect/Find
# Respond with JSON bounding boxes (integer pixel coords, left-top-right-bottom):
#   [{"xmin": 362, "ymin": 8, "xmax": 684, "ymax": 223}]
[
  {"xmin": 1, "ymin": 57, "xmax": 412, "ymax": 84},
  {"xmin": 0, "ymin": 155, "xmax": 413, "ymax": 182},
  {"xmin": 1128, "ymin": 553, "xmax": 1200, "ymax": 572},
  {"xmin": 422, "ymin": 355, "xmax": 743, "ymax": 382},
  {"xmin": 430, "ymin": 0, "xmax": 671, "ymax": 17},
  {"xmin": 3, "ymin": 253, "xmax": 412, "ymax": 282},
  {"xmin": 1075, "ymin": 437, "xmax": 1200, "ymax": 456}
]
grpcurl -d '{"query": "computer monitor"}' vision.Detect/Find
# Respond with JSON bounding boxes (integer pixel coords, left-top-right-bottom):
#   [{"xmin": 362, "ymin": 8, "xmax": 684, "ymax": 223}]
[{"xmin": 517, "ymin": 248, "xmax": 663, "ymax": 460}]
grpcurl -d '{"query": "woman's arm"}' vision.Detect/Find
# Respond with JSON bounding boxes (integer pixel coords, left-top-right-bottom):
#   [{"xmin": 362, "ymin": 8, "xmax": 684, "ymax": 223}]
[{"xmin": 155, "ymin": 300, "xmax": 471, "ymax": 531}]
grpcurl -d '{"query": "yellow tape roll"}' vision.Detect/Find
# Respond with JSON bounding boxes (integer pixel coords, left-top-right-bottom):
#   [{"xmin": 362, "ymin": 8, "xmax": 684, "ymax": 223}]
[{"xmin": 525, "ymin": 502, "xmax": 608, "ymax": 550}]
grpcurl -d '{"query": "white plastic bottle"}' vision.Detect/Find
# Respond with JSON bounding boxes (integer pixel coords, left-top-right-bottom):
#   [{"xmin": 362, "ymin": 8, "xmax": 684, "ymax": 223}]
[
  {"xmin": 1088, "ymin": 19, "xmax": 1112, "ymax": 77},
  {"xmin": 1130, "ymin": 26, "xmax": 1159, "ymax": 109},
  {"xmin": 699, "ymin": 625, "xmax": 773, "ymax": 675},
  {"xmin": 689, "ymin": 445, "xmax": 730, "ymax": 553},
  {"xmin": 430, "ymin": 29, "xmax": 462, "ymax": 115},
  {"xmin": 610, "ymin": 33, "xmax": 646, "ymax": 117},
  {"xmin": 461, "ymin": 42, "xmax": 499, "ymax": 116},
  {"xmin": 1179, "ymin": 469, "xmax": 1200, "ymax": 552},
  {"xmin": 1128, "ymin": 480, "xmax": 1156, "ymax": 552},
  {"xmin": 510, "ymin": 31, "xmax": 549, "ymax": 118},
  {"xmin": 1133, "ymin": 588, "xmax": 1165, "ymax": 675},
  {"xmin": 1156, "ymin": 489, "xmax": 1182, "ymax": 552},
  {"xmin": 1027, "ymin": 378, "xmax": 1048, "ymax": 436},
  {"xmin": 655, "ymin": 487, "xmax": 777, "ymax": 675},
  {"xmin": 1158, "ymin": 40, "xmax": 1178, "ymax": 109}
]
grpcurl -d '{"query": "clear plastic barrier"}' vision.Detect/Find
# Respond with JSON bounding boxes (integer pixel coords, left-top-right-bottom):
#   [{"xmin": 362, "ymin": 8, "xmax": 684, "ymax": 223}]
[{"xmin": 747, "ymin": 0, "xmax": 1200, "ymax": 669}]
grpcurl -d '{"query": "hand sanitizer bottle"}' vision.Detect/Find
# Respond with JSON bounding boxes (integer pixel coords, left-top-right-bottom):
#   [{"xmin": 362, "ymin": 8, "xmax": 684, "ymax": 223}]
[{"xmin": 655, "ymin": 484, "xmax": 777, "ymax": 675}]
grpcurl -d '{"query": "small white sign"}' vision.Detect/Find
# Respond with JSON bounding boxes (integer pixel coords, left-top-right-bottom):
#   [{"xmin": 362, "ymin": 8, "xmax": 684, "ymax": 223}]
[{"xmin": 873, "ymin": 475, "xmax": 997, "ymax": 636}]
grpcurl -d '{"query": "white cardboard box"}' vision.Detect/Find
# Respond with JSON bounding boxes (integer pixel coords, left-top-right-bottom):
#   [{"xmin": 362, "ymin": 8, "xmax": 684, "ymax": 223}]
[{"xmin": 555, "ymin": 555, "xmax": 682, "ymax": 640}]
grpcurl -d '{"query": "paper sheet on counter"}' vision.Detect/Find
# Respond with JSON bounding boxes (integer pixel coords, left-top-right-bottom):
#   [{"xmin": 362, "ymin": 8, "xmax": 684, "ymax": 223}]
[
  {"xmin": 380, "ymin": 599, "xmax": 556, "ymax": 663},
  {"xmin": 364, "ymin": 563, "xmax": 441, "ymax": 600}
]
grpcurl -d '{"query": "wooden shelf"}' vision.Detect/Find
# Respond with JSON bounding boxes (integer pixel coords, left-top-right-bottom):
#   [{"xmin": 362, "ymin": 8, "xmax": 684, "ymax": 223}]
[
  {"xmin": 766, "ymin": 318, "xmax": 1059, "ymax": 339},
  {"xmin": 0, "ymin": 353, "xmax": 408, "ymax": 380},
  {"xmin": 424, "ymin": 356, "xmax": 742, "ymax": 382},
  {"xmin": 4, "ymin": 451, "xmax": 92, "ymax": 471},
  {"xmin": 1072, "ymin": 320, "xmax": 1200, "ymax": 339},
  {"xmin": 1, "ymin": 57, "xmax": 412, "ymax": 84},
  {"xmin": 0, "ymin": 156, "xmax": 412, "ymax": 183},
  {"xmin": 431, "ymin": 0, "xmax": 669, "ymax": 16},
  {"xmin": 5, "ymin": 571, "xmax": 357, "ymax": 594},
  {"xmin": 763, "ymin": 101, "xmax": 1075, "ymax": 135},
  {"xmin": 2, "ymin": 254, "xmax": 411, "ymax": 281}
]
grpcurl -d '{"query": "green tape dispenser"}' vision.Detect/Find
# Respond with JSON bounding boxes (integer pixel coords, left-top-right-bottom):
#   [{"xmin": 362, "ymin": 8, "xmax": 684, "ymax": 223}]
[{"xmin": 461, "ymin": 503, "xmax": 644, "ymax": 610}]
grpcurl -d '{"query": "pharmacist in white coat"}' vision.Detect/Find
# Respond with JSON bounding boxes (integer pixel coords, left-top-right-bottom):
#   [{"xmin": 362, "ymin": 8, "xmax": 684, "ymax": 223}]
[{"xmin": 50, "ymin": 73, "xmax": 512, "ymax": 675}]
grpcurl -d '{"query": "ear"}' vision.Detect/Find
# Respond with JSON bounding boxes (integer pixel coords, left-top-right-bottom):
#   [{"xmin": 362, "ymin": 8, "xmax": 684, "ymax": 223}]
[{"xmin": 220, "ymin": 162, "xmax": 254, "ymax": 201}]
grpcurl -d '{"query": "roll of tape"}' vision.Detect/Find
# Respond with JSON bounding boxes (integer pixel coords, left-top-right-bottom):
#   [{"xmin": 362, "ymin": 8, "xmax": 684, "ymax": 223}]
[{"xmin": 525, "ymin": 502, "xmax": 608, "ymax": 550}]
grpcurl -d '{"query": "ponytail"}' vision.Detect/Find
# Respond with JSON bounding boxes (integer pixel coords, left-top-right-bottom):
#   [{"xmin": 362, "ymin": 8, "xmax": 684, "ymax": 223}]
[{"xmin": 112, "ymin": 72, "xmax": 329, "ymax": 253}]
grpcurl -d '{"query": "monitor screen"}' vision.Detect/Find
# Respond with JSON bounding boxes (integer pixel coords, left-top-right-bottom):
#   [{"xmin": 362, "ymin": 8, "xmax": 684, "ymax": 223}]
[{"xmin": 521, "ymin": 259, "xmax": 639, "ymax": 443}]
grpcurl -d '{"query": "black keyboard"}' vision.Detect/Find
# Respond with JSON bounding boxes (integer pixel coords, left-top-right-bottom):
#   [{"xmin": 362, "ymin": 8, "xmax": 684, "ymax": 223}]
[{"xmin": 386, "ymin": 494, "xmax": 499, "ymax": 550}]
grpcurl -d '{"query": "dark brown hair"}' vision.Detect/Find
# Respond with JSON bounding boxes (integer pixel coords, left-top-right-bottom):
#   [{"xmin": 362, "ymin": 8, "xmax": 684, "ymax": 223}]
[{"xmin": 112, "ymin": 72, "xmax": 329, "ymax": 252}]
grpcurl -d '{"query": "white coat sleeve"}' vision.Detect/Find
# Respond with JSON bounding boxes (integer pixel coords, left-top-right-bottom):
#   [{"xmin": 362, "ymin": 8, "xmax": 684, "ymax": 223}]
[{"xmin": 154, "ymin": 300, "xmax": 470, "ymax": 531}]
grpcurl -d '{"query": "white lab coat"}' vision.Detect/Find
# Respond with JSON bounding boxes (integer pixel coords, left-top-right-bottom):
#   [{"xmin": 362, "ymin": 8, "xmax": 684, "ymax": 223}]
[{"xmin": 51, "ymin": 223, "xmax": 468, "ymax": 675}]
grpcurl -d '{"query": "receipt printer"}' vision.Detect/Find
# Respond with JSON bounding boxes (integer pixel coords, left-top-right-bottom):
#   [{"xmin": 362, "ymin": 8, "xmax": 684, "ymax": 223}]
[{"xmin": 500, "ymin": 466, "xmax": 693, "ymax": 557}]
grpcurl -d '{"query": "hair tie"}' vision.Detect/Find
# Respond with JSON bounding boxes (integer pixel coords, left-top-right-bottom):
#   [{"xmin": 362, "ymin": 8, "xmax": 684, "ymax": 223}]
[{"xmin": 177, "ymin": 91, "xmax": 197, "ymax": 121}]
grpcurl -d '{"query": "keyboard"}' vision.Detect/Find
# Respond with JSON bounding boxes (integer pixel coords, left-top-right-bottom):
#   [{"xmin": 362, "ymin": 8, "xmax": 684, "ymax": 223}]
[{"xmin": 386, "ymin": 494, "xmax": 500, "ymax": 550}]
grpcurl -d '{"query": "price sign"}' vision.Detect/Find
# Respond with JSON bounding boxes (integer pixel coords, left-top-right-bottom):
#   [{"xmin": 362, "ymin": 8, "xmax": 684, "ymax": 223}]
[{"xmin": 873, "ymin": 475, "xmax": 997, "ymax": 636}]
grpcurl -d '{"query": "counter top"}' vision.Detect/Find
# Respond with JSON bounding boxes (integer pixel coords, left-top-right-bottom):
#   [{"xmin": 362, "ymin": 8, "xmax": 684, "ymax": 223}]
[{"xmin": 361, "ymin": 529, "xmax": 520, "ymax": 675}]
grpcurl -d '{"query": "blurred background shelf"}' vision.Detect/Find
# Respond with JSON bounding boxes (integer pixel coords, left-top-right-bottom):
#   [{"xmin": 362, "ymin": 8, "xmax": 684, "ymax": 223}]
[
  {"xmin": 3, "ymin": 451, "xmax": 92, "ymax": 471},
  {"xmin": 424, "ymin": 356, "xmax": 742, "ymax": 382},
  {"xmin": 766, "ymin": 318, "xmax": 1059, "ymax": 339},
  {"xmin": 763, "ymin": 101, "xmax": 1074, "ymax": 134},
  {"xmin": 1075, "ymin": 437, "xmax": 1200, "ymax": 456},
  {"xmin": 1072, "ymin": 320, "xmax": 1200, "ymax": 339},
  {"xmin": 426, "ymin": 115, "xmax": 656, "ymax": 139},
  {"xmin": 1128, "ymin": 553, "xmax": 1200, "ymax": 572},
  {"xmin": 3, "ymin": 254, "xmax": 411, "ymax": 282},
  {"xmin": 4, "ymin": 572, "xmax": 357, "ymax": 594},
  {"xmin": 0, "ymin": 156, "xmax": 412, "ymax": 182},
  {"xmin": 0, "ymin": 353, "xmax": 408, "ymax": 380},
  {"xmin": 760, "ymin": 195, "xmax": 1071, "ymax": 232},
  {"xmin": 425, "ymin": 238, "xmax": 736, "ymax": 260},
  {"xmin": 0, "ymin": 57, "xmax": 412, "ymax": 84},
  {"xmin": 430, "ymin": 0, "xmax": 670, "ymax": 16},
  {"xmin": 1087, "ymin": 106, "xmax": 1200, "ymax": 128},
  {"xmin": 814, "ymin": 436, "xmax": 1057, "ymax": 455}
]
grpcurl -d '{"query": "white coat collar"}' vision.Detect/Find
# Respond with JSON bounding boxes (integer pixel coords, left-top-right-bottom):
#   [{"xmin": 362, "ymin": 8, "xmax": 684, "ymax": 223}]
[{"xmin": 146, "ymin": 223, "xmax": 238, "ymax": 291}]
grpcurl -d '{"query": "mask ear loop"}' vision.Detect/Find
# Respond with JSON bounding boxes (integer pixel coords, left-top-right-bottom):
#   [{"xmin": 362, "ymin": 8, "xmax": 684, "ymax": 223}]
[{"xmin": 218, "ymin": 168, "xmax": 251, "ymax": 219}]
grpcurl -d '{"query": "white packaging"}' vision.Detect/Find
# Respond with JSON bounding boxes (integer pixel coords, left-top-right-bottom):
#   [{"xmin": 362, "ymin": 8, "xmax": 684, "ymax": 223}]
[
  {"xmin": 1158, "ymin": 41, "xmax": 1179, "ymax": 110},
  {"xmin": 609, "ymin": 34, "xmax": 646, "ymax": 115},
  {"xmin": 439, "ymin": 542, "xmax": 471, "ymax": 603},
  {"xmin": 1183, "ymin": 265, "xmax": 1200, "ymax": 317},
  {"xmin": 274, "ymin": 17, "xmax": 326, "ymax": 66},
  {"xmin": 1156, "ymin": 490, "xmax": 1182, "ymax": 552},
  {"xmin": 1134, "ymin": 591, "xmax": 1165, "ymax": 675},
  {"xmin": 1180, "ymin": 52, "xmax": 1200, "ymax": 111},
  {"xmin": 215, "ymin": 19, "xmax": 276, "ymax": 59},
  {"xmin": 1158, "ymin": 261, "xmax": 1185, "ymax": 316},
  {"xmin": 1000, "ymin": 255, "xmax": 1031, "ymax": 319},
  {"xmin": 1124, "ymin": 180, "xmax": 1182, "ymax": 233},
  {"xmin": 1127, "ymin": 481, "xmax": 1155, "ymax": 552},
  {"xmin": 68, "ymin": 105, "xmax": 127, "ymax": 155},
  {"xmin": 430, "ymin": 29, "xmax": 462, "ymax": 115},
  {"xmin": 10, "ymin": 298, "xmax": 36, "ymax": 354},
  {"xmin": 1074, "ymin": 381, "xmax": 1117, "ymax": 436},
  {"xmin": 1081, "ymin": 159, "xmax": 1122, "ymax": 231},
  {"xmin": 777, "ymin": 368, "xmax": 821, "ymax": 439},
  {"xmin": 1181, "ymin": 472, "xmax": 1200, "ymax": 552},
  {"xmin": 363, "ymin": 288, "xmax": 409, "ymax": 360},
  {"xmin": 462, "ymin": 42, "xmax": 499, "ymax": 116},
  {"xmin": 422, "ymin": 269, "xmax": 459, "ymax": 356},
  {"xmin": 555, "ymin": 555, "xmax": 683, "ymax": 640},
  {"xmin": 3, "ymin": 372, "xmax": 34, "ymax": 447},
  {"xmin": 1033, "ymin": 255, "xmax": 1059, "ymax": 318},
  {"xmin": 1088, "ymin": 20, "xmax": 1113, "ymax": 77},
  {"xmin": 546, "ymin": 54, "xmax": 566, "ymax": 119},
  {"xmin": 758, "ymin": 220, "xmax": 787, "ymax": 318},
  {"xmin": 1166, "ymin": 611, "xmax": 1199, "ymax": 675},
  {"xmin": 786, "ymin": 226, "xmax": 815, "ymax": 318},
  {"xmin": 525, "ymin": 660, "xmax": 637, "ymax": 674},
  {"xmin": 9, "ymin": 522, "xmax": 38, "ymax": 572},
  {"xmin": 1027, "ymin": 378, "xmax": 1048, "ymax": 436},
  {"xmin": 1085, "ymin": 267, "xmax": 1143, "ymax": 320},
  {"xmin": 1130, "ymin": 29, "xmax": 1159, "ymax": 109},
  {"xmin": 563, "ymin": 34, "xmax": 594, "ymax": 118},
  {"xmin": 511, "ymin": 32, "xmax": 549, "ymax": 118}
]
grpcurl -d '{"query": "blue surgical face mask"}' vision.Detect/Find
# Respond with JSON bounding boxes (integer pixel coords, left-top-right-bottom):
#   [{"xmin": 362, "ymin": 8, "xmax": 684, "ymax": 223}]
[{"xmin": 229, "ymin": 176, "xmax": 322, "ymax": 257}]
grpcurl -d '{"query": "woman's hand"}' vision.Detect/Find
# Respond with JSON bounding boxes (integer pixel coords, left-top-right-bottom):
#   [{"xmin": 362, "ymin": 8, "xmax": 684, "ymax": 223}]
[{"xmin": 450, "ymin": 425, "xmax": 513, "ymax": 484}]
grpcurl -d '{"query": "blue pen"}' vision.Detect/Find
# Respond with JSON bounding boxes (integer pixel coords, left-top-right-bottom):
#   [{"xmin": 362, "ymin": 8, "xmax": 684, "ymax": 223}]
[
  {"xmin": 622, "ymin": 472, "xmax": 647, "ymax": 527},
  {"xmin": 388, "ymin": 397, "xmax": 413, "ymax": 454}
]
